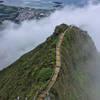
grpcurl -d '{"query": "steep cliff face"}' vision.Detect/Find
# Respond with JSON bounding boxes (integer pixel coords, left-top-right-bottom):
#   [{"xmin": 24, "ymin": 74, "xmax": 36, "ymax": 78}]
[
  {"xmin": 0, "ymin": 24, "xmax": 98, "ymax": 100},
  {"xmin": 50, "ymin": 26, "xmax": 98, "ymax": 100}
]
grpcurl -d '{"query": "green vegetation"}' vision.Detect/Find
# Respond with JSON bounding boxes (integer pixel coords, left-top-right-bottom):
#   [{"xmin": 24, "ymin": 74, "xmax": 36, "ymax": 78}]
[
  {"xmin": 0, "ymin": 5, "xmax": 17, "ymax": 14},
  {"xmin": 37, "ymin": 68, "xmax": 53, "ymax": 83},
  {"xmin": 0, "ymin": 24, "xmax": 96, "ymax": 100},
  {"xmin": 4, "ymin": 8, "xmax": 14, "ymax": 12},
  {"xmin": 54, "ymin": 24, "xmax": 68, "ymax": 36},
  {"xmin": 0, "ymin": 24, "xmax": 68, "ymax": 100},
  {"xmin": 0, "ymin": 5, "xmax": 18, "ymax": 23},
  {"xmin": 51, "ymin": 26, "xmax": 97, "ymax": 100}
]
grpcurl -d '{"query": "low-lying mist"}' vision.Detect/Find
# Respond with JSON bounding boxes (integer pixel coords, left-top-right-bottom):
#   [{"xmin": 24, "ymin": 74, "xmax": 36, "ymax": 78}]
[
  {"xmin": 0, "ymin": 20, "xmax": 56, "ymax": 70},
  {"xmin": 0, "ymin": 2, "xmax": 100, "ymax": 100},
  {"xmin": 0, "ymin": 3, "xmax": 100, "ymax": 70}
]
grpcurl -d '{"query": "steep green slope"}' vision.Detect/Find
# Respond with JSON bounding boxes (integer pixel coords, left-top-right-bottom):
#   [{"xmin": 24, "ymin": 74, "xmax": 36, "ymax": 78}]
[
  {"xmin": 50, "ymin": 25, "xmax": 98, "ymax": 100},
  {"xmin": 0, "ymin": 24, "xmax": 68, "ymax": 100},
  {"xmin": 0, "ymin": 24, "xmax": 98, "ymax": 100}
]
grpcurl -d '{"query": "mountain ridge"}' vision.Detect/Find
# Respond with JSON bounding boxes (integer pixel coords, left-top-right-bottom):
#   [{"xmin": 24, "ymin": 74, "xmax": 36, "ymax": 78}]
[{"xmin": 0, "ymin": 24, "xmax": 98, "ymax": 100}]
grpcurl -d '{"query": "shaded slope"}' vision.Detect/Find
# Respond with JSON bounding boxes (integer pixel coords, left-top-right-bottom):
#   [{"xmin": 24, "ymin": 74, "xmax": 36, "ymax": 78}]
[
  {"xmin": 0, "ymin": 24, "xmax": 68, "ymax": 100},
  {"xmin": 50, "ymin": 26, "xmax": 98, "ymax": 100}
]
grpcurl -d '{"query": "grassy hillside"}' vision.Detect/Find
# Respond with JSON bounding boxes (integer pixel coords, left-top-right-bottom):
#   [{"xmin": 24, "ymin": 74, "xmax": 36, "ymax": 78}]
[
  {"xmin": 50, "ymin": 26, "xmax": 98, "ymax": 100},
  {"xmin": 0, "ymin": 24, "xmax": 68, "ymax": 100}
]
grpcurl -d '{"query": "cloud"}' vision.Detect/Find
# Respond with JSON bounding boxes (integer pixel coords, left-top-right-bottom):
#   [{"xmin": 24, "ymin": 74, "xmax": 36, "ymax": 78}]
[
  {"xmin": 48, "ymin": 3, "xmax": 100, "ymax": 51},
  {"xmin": 0, "ymin": 3, "xmax": 100, "ymax": 70},
  {"xmin": 0, "ymin": 20, "xmax": 55, "ymax": 70}
]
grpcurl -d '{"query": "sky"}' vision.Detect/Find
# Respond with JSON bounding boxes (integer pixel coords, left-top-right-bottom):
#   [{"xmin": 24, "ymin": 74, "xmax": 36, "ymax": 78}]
[{"xmin": 0, "ymin": 2, "xmax": 100, "ymax": 70}]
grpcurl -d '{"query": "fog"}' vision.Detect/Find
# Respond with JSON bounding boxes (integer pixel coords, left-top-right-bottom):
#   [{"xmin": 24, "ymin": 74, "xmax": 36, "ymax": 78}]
[
  {"xmin": 0, "ymin": 1, "xmax": 100, "ymax": 100},
  {"xmin": 0, "ymin": 2, "xmax": 100, "ymax": 71}
]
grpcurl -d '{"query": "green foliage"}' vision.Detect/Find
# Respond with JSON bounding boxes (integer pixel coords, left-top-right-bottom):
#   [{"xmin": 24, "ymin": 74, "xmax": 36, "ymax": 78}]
[
  {"xmin": 0, "ymin": 34, "xmax": 56, "ymax": 100},
  {"xmin": 0, "ymin": 5, "xmax": 17, "ymax": 14},
  {"xmin": 51, "ymin": 25, "xmax": 96, "ymax": 100},
  {"xmin": 0, "ymin": 24, "xmax": 68, "ymax": 100},
  {"xmin": 54, "ymin": 24, "xmax": 68, "ymax": 36},
  {"xmin": 37, "ymin": 68, "xmax": 53, "ymax": 83},
  {"xmin": 4, "ymin": 8, "xmax": 14, "ymax": 12},
  {"xmin": 77, "ymin": 71, "xmax": 85, "ymax": 84}
]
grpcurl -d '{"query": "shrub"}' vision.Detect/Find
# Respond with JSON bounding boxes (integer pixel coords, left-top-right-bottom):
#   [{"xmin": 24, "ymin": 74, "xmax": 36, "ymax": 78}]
[
  {"xmin": 54, "ymin": 24, "xmax": 68, "ymax": 36},
  {"xmin": 37, "ymin": 68, "xmax": 53, "ymax": 83}
]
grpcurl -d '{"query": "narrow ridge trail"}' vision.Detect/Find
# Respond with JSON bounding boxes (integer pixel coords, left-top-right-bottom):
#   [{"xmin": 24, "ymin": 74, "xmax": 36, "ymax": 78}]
[{"xmin": 36, "ymin": 25, "xmax": 73, "ymax": 100}]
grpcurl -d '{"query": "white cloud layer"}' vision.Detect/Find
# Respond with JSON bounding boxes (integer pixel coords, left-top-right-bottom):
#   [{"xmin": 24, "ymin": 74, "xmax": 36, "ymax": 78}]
[{"xmin": 0, "ymin": 3, "xmax": 100, "ymax": 70}]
